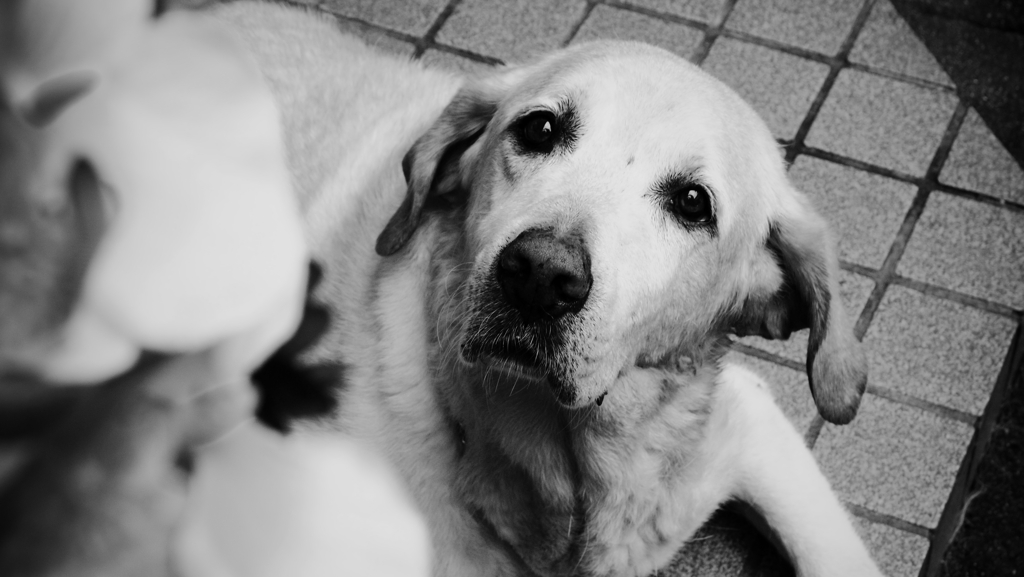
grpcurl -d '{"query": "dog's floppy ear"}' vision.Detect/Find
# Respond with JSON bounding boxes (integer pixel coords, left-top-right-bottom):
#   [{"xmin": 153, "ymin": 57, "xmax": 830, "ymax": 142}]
[
  {"xmin": 731, "ymin": 207, "xmax": 867, "ymax": 425},
  {"xmin": 375, "ymin": 75, "xmax": 512, "ymax": 257}
]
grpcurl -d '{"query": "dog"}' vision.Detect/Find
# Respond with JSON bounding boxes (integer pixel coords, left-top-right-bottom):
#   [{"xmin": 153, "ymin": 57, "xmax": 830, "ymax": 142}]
[{"xmin": 214, "ymin": 3, "xmax": 883, "ymax": 576}]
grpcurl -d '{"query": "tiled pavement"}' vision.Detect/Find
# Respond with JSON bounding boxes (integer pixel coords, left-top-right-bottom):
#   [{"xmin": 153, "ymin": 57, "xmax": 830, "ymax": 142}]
[{"xmin": 207, "ymin": 0, "xmax": 1022, "ymax": 575}]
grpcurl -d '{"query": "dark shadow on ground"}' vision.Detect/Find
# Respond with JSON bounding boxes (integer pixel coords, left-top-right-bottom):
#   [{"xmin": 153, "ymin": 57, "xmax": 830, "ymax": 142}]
[{"xmin": 891, "ymin": 0, "xmax": 1024, "ymax": 167}]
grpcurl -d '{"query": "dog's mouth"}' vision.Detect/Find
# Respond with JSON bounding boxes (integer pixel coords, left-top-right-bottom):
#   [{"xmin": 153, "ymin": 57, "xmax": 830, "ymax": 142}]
[
  {"xmin": 461, "ymin": 334, "xmax": 601, "ymax": 408},
  {"xmin": 462, "ymin": 338, "xmax": 546, "ymax": 380}
]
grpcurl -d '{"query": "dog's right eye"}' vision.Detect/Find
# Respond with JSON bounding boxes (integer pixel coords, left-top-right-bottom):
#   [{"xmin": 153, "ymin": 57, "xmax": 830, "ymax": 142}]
[{"xmin": 515, "ymin": 110, "xmax": 558, "ymax": 154}]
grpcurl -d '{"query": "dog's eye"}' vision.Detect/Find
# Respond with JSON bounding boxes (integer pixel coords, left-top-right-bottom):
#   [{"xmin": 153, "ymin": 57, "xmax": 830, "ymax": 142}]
[
  {"xmin": 516, "ymin": 110, "xmax": 558, "ymax": 153},
  {"xmin": 671, "ymin": 185, "xmax": 713, "ymax": 224}
]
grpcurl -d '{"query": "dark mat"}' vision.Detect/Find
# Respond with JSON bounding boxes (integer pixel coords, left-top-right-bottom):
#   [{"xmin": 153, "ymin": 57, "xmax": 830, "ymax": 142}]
[
  {"xmin": 929, "ymin": 327, "xmax": 1024, "ymax": 577},
  {"xmin": 890, "ymin": 0, "xmax": 1024, "ymax": 166}
]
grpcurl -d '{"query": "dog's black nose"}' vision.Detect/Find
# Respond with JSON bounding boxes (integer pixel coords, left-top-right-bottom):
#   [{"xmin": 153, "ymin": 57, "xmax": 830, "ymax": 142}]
[{"xmin": 496, "ymin": 229, "xmax": 592, "ymax": 321}]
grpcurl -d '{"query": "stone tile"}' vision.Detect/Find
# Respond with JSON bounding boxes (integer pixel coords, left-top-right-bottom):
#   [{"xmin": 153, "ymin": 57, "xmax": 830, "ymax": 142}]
[
  {"xmin": 852, "ymin": 518, "xmax": 930, "ymax": 577},
  {"xmin": 620, "ymin": 0, "xmax": 731, "ymax": 25},
  {"xmin": 814, "ymin": 394, "xmax": 973, "ymax": 528},
  {"xmin": 898, "ymin": 192, "xmax": 1024, "ymax": 309},
  {"xmin": 739, "ymin": 270, "xmax": 875, "ymax": 364},
  {"xmin": 701, "ymin": 38, "xmax": 830, "ymax": 140},
  {"xmin": 333, "ymin": 18, "xmax": 417, "ymax": 57},
  {"xmin": 320, "ymin": 0, "xmax": 449, "ymax": 36},
  {"xmin": 864, "ymin": 285, "xmax": 1016, "ymax": 415},
  {"xmin": 807, "ymin": 69, "xmax": 958, "ymax": 177},
  {"xmin": 436, "ymin": 0, "xmax": 588, "ymax": 63},
  {"xmin": 788, "ymin": 156, "xmax": 917, "ymax": 268},
  {"xmin": 722, "ymin": 351, "xmax": 818, "ymax": 434},
  {"xmin": 941, "ymin": 108, "xmax": 1024, "ymax": 204},
  {"xmin": 725, "ymin": 0, "xmax": 862, "ymax": 56},
  {"xmin": 572, "ymin": 4, "xmax": 704, "ymax": 61},
  {"xmin": 419, "ymin": 49, "xmax": 497, "ymax": 76},
  {"xmin": 849, "ymin": 0, "xmax": 953, "ymax": 87}
]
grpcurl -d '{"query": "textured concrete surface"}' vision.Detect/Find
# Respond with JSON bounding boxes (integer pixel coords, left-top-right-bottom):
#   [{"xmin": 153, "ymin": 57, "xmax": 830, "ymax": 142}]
[
  {"xmin": 788, "ymin": 155, "xmax": 917, "ymax": 268},
  {"xmin": 178, "ymin": 1, "xmax": 1024, "ymax": 574},
  {"xmin": 854, "ymin": 517, "xmax": 931, "ymax": 577},
  {"xmin": 419, "ymin": 48, "xmax": 494, "ymax": 74},
  {"xmin": 898, "ymin": 191, "xmax": 1024, "ymax": 309},
  {"xmin": 572, "ymin": 4, "xmax": 704, "ymax": 60},
  {"xmin": 941, "ymin": 108, "xmax": 1024, "ymax": 204},
  {"xmin": 807, "ymin": 68, "xmax": 959, "ymax": 176},
  {"xmin": 726, "ymin": 0, "xmax": 862, "ymax": 55},
  {"xmin": 332, "ymin": 17, "xmax": 417, "ymax": 56},
  {"xmin": 435, "ymin": 0, "xmax": 587, "ymax": 62},
  {"xmin": 864, "ymin": 285, "xmax": 1016, "ymax": 415},
  {"xmin": 702, "ymin": 37, "xmax": 829, "ymax": 140},
  {"xmin": 625, "ymin": 0, "xmax": 731, "ymax": 24},
  {"xmin": 849, "ymin": 0, "xmax": 953, "ymax": 86},
  {"xmin": 815, "ymin": 393, "xmax": 974, "ymax": 527},
  {"xmin": 321, "ymin": 0, "xmax": 449, "ymax": 35}
]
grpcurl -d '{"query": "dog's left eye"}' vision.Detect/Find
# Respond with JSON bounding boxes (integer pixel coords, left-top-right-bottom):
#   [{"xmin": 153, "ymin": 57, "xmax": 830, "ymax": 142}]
[
  {"xmin": 670, "ymin": 185, "xmax": 713, "ymax": 224},
  {"xmin": 515, "ymin": 110, "xmax": 558, "ymax": 154}
]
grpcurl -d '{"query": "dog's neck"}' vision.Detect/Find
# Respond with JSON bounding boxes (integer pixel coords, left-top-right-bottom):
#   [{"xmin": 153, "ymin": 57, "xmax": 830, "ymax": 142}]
[{"xmin": 430, "ymin": 339, "xmax": 724, "ymax": 576}]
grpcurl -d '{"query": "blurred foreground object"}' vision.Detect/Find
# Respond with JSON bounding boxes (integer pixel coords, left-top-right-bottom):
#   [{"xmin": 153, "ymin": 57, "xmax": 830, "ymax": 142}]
[
  {"xmin": 0, "ymin": 0, "xmax": 429, "ymax": 575},
  {"xmin": 0, "ymin": 0, "xmax": 307, "ymax": 382}
]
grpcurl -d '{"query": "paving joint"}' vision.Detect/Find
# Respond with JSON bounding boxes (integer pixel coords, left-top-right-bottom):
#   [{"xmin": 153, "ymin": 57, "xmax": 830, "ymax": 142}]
[
  {"xmin": 413, "ymin": 0, "xmax": 465, "ymax": 58},
  {"xmin": 783, "ymin": 0, "xmax": 876, "ymax": 165},
  {"xmin": 866, "ymin": 385, "xmax": 980, "ymax": 426},
  {"xmin": 846, "ymin": 502, "xmax": 933, "ymax": 538},
  {"xmin": 561, "ymin": 1, "xmax": 598, "ymax": 47},
  {"xmin": 852, "ymin": 100, "xmax": 969, "ymax": 339}
]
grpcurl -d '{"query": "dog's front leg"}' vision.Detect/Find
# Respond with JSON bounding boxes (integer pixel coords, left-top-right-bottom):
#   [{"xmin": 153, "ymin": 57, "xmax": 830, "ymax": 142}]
[{"xmin": 713, "ymin": 364, "xmax": 884, "ymax": 577}]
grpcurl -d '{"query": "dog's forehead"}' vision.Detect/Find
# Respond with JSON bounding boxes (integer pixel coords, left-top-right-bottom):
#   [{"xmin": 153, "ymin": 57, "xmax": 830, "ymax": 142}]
[
  {"xmin": 505, "ymin": 44, "xmax": 751, "ymax": 165},
  {"xmin": 516, "ymin": 43, "xmax": 728, "ymax": 124},
  {"xmin": 490, "ymin": 42, "xmax": 786, "ymax": 240}
]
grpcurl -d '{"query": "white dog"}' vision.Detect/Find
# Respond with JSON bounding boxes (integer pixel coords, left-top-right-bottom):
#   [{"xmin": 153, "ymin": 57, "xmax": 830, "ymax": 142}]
[{"xmin": 215, "ymin": 3, "xmax": 883, "ymax": 576}]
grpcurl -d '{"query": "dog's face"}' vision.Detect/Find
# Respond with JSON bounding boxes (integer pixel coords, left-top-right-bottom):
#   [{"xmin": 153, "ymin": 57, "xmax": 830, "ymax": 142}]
[{"xmin": 378, "ymin": 41, "xmax": 866, "ymax": 424}]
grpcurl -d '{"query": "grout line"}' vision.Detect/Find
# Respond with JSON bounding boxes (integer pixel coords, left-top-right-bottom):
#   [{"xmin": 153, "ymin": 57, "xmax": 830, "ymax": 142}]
[
  {"xmin": 866, "ymin": 385, "xmax": 979, "ymax": 426},
  {"xmin": 800, "ymin": 146, "xmax": 927, "ymax": 185},
  {"xmin": 426, "ymin": 42, "xmax": 506, "ymax": 66},
  {"xmin": 783, "ymin": 0, "xmax": 877, "ymax": 165},
  {"xmin": 731, "ymin": 342, "xmax": 989, "ymax": 427},
  {"xmin": 846, "ymin": 502, "xmax": 933, "ymax": 539},
  {"xmin": 804, "ymin": 415, "xmax": 825, "ymax": 449},
  {"xmin": 887, "ymin": 276, "xmax": 1022, "ymax": 321},
  {"xmin": 274, "ymin": 0, "xmax": 325, "ymax": 10},
  {"xmin": 413, "ymin": 0, "xmax": 465, "ymax": 58},
  {"xmin": 599, "ymin": 0, "xmax": 714, "ymax": 33},
  {"xmin": 324, "ymin": 13, "xmax": 426, "ymax": 45},
  {"xmin": 716, "ymin": 27, "xmax": 837, "ymax": 66},
  {"xmin": 851, "ymin": 101, "xmax": 970, "ymax": 339},
  {"xmin": 845, "ymin": 61, "xmax": 956, "ymax": 93},
  {"xmin": 690, "ymin": 0, "xmax": 740, "ymax": 65},
  {"xmin": 839, "ymin": 260, "xmax": 882, "ymax": 280},
  {"xmin": 729, "ymin": 342, "xmax": 805, "ymax": 372},
  {"xmin": 562, "ymin": 1, "xmax": 598, "ymax": 47},
  {"xmin": 798, "ymin": 146, "xmax": 1024, "ymax": 214},
  {"xmin": 923, "ymin": 101, "xmax": 970, "ymax": 181},
  {"xmin": 931, "ymin": 182, "xmax": 1024, "ymax": 214}
]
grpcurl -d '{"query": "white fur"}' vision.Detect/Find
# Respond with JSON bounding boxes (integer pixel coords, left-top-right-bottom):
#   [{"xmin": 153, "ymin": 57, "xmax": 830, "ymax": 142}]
[{"xmin": 215, "ymin": 3, "xmax": 883, "ymax": 576}]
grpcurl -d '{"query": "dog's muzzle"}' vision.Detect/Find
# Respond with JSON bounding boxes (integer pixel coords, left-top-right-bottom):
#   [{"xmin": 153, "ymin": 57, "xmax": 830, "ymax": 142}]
[{"xmin": 495, "ymin": 228, "xmax": 592, "ymax": 322}]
